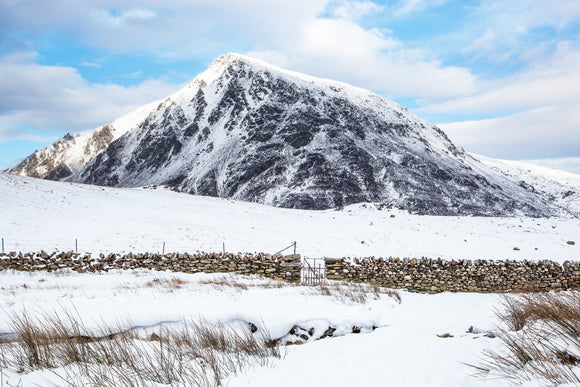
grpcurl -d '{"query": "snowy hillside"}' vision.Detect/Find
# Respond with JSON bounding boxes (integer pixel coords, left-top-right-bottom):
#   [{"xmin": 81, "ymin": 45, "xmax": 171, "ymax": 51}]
[
  {"xmin": 7, "ymin": 53, "xmax": 569, "ymax": 217},
  {"xmin": 1, "ymin": 173, "xmax": 578, "ymax": 262},
  {"xmin": 474, "ymin": 154, "xmax": 580, "ymax": 216}
]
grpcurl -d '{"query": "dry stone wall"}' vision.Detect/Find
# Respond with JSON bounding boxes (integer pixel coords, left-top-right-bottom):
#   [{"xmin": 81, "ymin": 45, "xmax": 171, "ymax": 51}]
[
  {"xmin": 325, "ymin": 257, "xmax": 580, "ymax": 293},
  {"xmin": 3, "ymin": 250, "xmax": 580, "ymax": 293},
  {"xmin": 0, "ymin": 251, "xmax": 301, "ymax": 283}
]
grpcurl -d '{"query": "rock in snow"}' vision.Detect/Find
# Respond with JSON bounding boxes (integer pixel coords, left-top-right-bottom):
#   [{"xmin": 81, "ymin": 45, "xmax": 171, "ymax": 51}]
[{"xmin": 7, "ymin": 53, "xmax": 578, "ymax": 217}]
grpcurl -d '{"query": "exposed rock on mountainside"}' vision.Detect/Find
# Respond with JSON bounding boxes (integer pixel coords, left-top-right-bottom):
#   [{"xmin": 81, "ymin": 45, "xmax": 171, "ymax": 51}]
[{"xmin": 7, "ymin": 53, "xmax": 569, "ymax": 216}]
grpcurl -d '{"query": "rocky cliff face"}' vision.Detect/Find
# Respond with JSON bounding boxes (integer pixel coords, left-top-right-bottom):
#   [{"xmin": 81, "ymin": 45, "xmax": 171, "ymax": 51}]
[{"xmin": 7, "ymin": 53, "xmax": 564, "ymax": 216}]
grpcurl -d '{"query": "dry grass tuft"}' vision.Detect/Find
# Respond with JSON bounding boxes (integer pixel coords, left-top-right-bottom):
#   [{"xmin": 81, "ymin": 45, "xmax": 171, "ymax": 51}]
[
  {"xmin": 473, "ymin": 292, "xmax": 580, "ymax": 385},
  {"xmin": 195, "ymin": 275, "xmax": 402, "ymax": 305},
  {"xmin": 0, "ymin": 310, "xmax": 280, "ymax": 386},
  {"xmin": 144, "ymin": 277, "xmax": 188, "ymax": 290},
  {"xmin": 314, "ymin": 282, "xmax": 401, "ymax": 304},
  {"xmin": 197, "ymin": 275, "xmax": 290, "ymax": 291},
  {"xmin": 198, "ymin": 277, "xmax": 250, "ymax": 291}
]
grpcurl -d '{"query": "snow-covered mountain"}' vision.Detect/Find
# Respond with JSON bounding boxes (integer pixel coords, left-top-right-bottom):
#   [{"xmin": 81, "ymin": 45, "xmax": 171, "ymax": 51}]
[
  {"xmin": 473, "ymin": 154, "xmax": 580, "ymax": 217},
  {"xmin": 6, "ymin": 53, "xmax": 575, "ymax": 217}
]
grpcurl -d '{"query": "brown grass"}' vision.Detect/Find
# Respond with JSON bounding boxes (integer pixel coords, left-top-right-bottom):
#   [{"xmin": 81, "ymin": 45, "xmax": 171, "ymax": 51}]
[
  {"xmin": 315, "ymin": 282, "xmax": 401, "ymax": 304},
  {"xmin": 196, "ymin": 275, "xmax": 293, "ymax": 291},
  {"xmin": 144, "ymin": 277, "xmax": 188, "ymax": 290},
  {"xmin": 472, "ymin": 292, "xmax": 580, "ymax": 385},
  {"xmin": 0, "ymin": 310, "xmax": 280, "ymax": 386},
  {"xmin": 196, "ymin": 275, "xmax": 402, "ymax": 305},
  {"xmin": 198, "ymin": 277, "xmax": 250, "ymax": 290}
]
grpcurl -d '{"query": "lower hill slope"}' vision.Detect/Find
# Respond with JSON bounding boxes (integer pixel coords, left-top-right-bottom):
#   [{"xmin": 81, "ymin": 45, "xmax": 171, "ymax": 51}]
[{"xmin": 1, "ymin": 173, "xmax": 578, "ymax": 262}]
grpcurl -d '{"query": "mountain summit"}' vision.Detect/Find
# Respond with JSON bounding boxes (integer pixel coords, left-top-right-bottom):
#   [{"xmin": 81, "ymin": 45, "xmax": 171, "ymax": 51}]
[{"xmin": 7, "ymin": 53, "xmax": 565, "ymax": 216}]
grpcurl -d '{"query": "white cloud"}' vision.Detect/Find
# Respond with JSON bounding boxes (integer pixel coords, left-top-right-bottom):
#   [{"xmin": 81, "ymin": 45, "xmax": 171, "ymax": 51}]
[
  {"xmin": 1, "ymin": 0, "xmax": 477, "ymax": 100},
  {"xmin": 461, "ymin": 0, "xmax": 580, "ymax": 64},
  {"xmin": 394, "ymin": 0, "xmax": 423, "ymax": 17},
  {"xmin": 245, "ymin": 50, "xmax": 289, "ymax": 69},
  {"xmin": 0, "ymin": 0, "xmax": 484, "ymax": 150},
  {"xmin": 462, "ymin": 29, "xmax": 497, "ymax": 58},
  {"xmin": 0, "ymin": 126, "xmax": 43, "ymax": 144},
  {"xmin": 249, "ymin": 17, "xmax": 478, "ymax": 100},
  {"xmin": 332, "ymin": 1, "xmax": 384, "ymax": 21},
  {"xmin": 439, "ymin": 103, "xmax": 580, "ymax": 159},
  {"xmin": 80, "ymin": 61, "xmax": 102, "ymax": 68},
  {"xmin": 420, "ymin": 41, "xmax": 580, "ymax": 163},
  {"xmin": 0, "ymin": 54, "xmax": 180, "ymax": 141},
  {"xmin": 420, "ymin": 46, "xmax": 580, "ymax": 115},
  {"xmin": 392, "ymin": 0, "xmax": 448, "ymax": 17},
  {"xmin": 476, "ymin": 0, "xmax": 580, "ymax": 31},
  {"xmin": 0, "ymin": 0, "xmax": 329, "ymax": 56},
  {"xmin": 301, "ymin": 19, "xmax": 394, "ymax": 59},
  {"xmin": 106, "ymin": 8, "xmax": 157, "ymax": 25}
]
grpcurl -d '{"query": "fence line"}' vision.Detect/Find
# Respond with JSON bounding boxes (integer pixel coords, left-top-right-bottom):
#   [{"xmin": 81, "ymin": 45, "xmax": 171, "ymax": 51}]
[{"xmin": 0, "ymin": 237, "xmax": 299, "ymax": 257}]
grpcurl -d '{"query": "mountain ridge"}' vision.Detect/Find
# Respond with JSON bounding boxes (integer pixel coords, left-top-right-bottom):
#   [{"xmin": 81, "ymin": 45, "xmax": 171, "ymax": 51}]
[{"xmin": 7, "ymin": 53, "xmax": 578, "ymax": 217}]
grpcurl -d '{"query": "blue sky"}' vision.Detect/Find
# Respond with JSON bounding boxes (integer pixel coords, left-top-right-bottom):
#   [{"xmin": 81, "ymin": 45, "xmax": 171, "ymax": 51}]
[{"xmin": 1, "ymin": 0, "xmax": 580, "ymax": 173}]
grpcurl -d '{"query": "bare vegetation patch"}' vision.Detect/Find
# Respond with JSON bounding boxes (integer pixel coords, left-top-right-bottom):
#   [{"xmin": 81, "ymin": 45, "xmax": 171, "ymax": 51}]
[
  {"xmin": 196, "ymin": 275, "xmax": 293, "ymax": 291},
  {"xmin": 473, "ymin": 292, "xmax": 580, "ymax": 385},
  {"xmin": 314, "ymin": 282, "xmax": 401, "ymax": 304},
  {"xmin": 196, "ymin": 275, "xmax": 401, "ymax": 305},
  {"xmin": 197, "ymin": 277, "xmax": 250, "ymax": 291},
  {"xmin": 0, "ymin": 310, "xmax": 280, "ymax": 386},
  {"xmin": 144, "ymin": 276, "xmax": 188, "ymax": 290}
]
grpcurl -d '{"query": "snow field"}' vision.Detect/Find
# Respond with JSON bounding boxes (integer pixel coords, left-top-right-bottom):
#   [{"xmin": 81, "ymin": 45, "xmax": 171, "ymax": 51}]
[
  {"xmin": 0, "ymin": 269, "xmax": 507, "ymax": 386},
  {"xmin": 1, "ymin": 173, "xmax": 578, "ymax": 262},
  {"xmin": 1, "ymin": 173, "xmax": 579, "ymax": 385}
]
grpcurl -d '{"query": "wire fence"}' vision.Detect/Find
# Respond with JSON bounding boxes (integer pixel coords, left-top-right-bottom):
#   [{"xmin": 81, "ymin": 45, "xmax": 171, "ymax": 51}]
[{"xmin": 0, "ymin": 237, "xmax": 300, "ymax": 258}]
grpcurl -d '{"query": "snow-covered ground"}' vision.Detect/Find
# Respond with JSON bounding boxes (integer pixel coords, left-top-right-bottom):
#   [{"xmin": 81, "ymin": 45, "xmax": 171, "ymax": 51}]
[
  {"xmin": 0, "ymin": 269, "xmax": 506, "ymax": 386},
  {"xmin": 1, "ymin": 172, "xmax": 579, "ymax": 262},
  {"xmin": 1, "ymin": 173, "xmax": 580, "ymax": 385}
]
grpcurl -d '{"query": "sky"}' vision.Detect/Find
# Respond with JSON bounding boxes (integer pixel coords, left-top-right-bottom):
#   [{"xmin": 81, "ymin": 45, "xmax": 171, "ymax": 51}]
[{"xmin": 0, "ymin": 0, "xmax": 579, "ymax": 173}]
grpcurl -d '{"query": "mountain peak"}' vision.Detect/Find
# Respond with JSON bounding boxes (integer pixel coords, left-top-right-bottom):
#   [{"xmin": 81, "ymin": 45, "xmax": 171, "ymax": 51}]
[
  {"xmin": 7, "ymin": 53, "xmax": 572, "ymax": 217},
  {"xmin": 211, "ymin": 52, "xmax": 262, "ymax": 67},
  {"xmin": 199, "ymin": 53, "xmax": 354, "ymax": 93},
  {"xmin": 185, "ymin": 52, "xmax": 265, "ymax": 91}
]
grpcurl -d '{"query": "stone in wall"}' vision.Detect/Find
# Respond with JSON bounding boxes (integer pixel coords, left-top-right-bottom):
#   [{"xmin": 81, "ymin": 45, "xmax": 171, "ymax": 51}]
[
  {"xmin": 325, "ymin": 257, "xmax": 580, "ymax": 293},
  {"xmin": 0, "ymin": 251, "xmax": 302, "ymax": 283}
]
